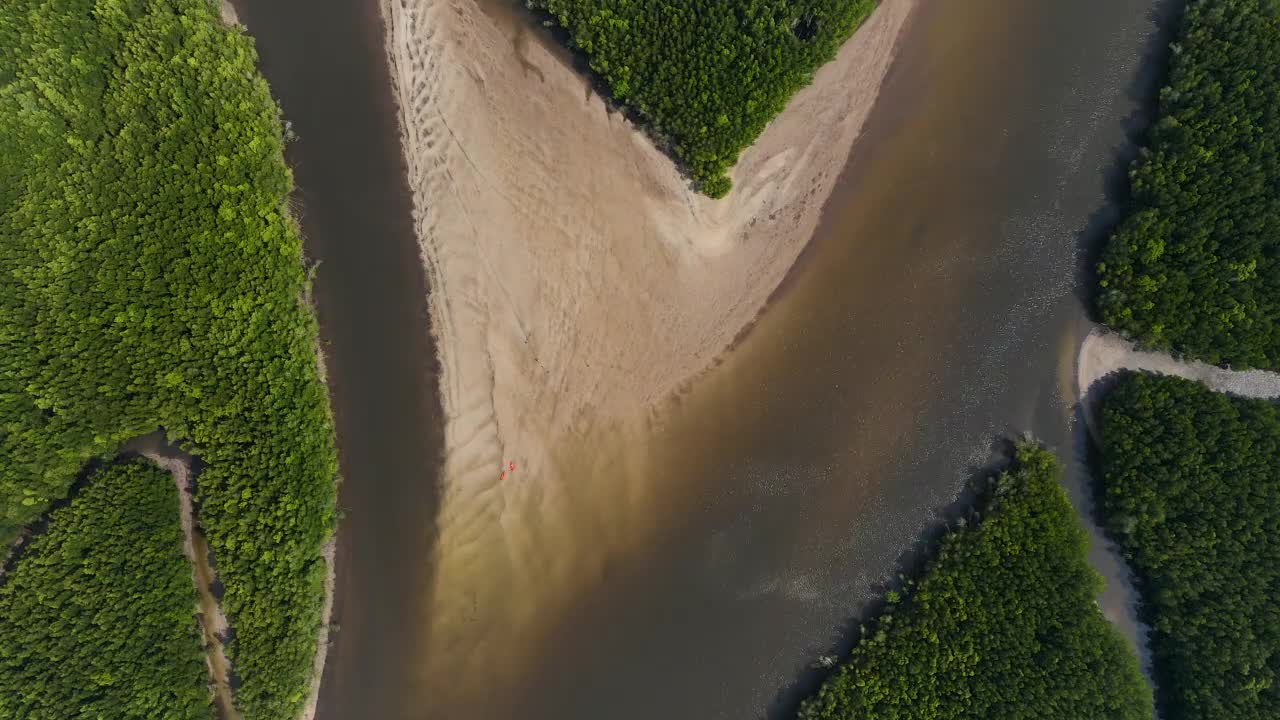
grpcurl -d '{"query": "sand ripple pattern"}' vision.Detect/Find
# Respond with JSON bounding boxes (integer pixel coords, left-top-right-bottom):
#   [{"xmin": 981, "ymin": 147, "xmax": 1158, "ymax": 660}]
[{"xmin": 379, "ymin": 0, "xmax": 919, "ymax": 706}]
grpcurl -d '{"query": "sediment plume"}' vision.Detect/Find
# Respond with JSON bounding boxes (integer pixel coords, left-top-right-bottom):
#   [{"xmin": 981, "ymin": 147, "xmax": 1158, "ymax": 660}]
[{"xmin": 378, "ymin": 0, "xmax": 919, "ymax": 704}]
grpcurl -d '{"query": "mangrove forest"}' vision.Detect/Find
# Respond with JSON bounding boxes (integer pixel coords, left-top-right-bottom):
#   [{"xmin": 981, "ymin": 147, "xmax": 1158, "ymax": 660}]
[
  {"xmin": 796, "ymin": 445, "xmax": 1151, "ymax": 720},
  {"xmin": 530, "ymin": 0, "xmax": 878, "ymax": 197},
  {"xmin": 0, "ymin": 0, "xmax": 338, "ymax": 716},
  {"xmin": 0, "ymin": 460, "xmax": 210, "ymax": 719},
  {"xmin": 1100, "ymin": 372, "xmax": 1280, "ymax": 720}
]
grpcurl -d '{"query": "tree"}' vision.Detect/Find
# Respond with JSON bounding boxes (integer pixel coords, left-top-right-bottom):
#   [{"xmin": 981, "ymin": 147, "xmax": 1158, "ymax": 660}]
[
  {"xmin": 797, "ymin": 444, "xmax": 1151, "ymax": 720},
  {"xmin": 529, "ymin": 0, "xmax": 877, "ymax": 196},
  {"xmin": 0, "ymin": 460, "xmax": 210, "ymax": 720},
  {"xmin": 0, "ymin": 1, "xmax": 338, "ymax": 716}
]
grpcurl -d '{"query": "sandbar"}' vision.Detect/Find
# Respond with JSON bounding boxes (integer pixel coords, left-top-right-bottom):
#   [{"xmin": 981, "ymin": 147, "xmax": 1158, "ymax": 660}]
[{"xmin": 378, "ymin": 0, "xmax": 920, "ymax": 700}]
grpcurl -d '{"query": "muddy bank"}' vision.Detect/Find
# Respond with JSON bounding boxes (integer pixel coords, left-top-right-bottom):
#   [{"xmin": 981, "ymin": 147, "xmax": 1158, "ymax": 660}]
[{"xmin": 123, "ymin": 434, "xmax": 239, "ymax": 720}]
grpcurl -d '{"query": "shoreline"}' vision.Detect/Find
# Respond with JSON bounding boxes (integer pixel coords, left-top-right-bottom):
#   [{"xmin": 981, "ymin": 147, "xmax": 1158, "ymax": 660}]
[
  {"xmin": 297, "ymin": 538, "xmax": 336, "ymax": 720},
  {"xmin": 217, "ymin": 7, "xmax": 338, "ymax": 717},
  {"xmin": 223, "ymin": 0, "xmax": 448, "ymax": 713},
  {"xmin": 294, "ymin": 200, "xmax": 337, "ymax": 720}
]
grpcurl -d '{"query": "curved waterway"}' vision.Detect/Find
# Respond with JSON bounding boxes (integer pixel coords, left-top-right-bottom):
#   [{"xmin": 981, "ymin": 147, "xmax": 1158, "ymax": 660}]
[
  {"xmin": 225, "ymin": 1, "xmax": 445, "ymax": 718},
  {"xmin": 230, "ymin": 0, "xmax": 1176, "ymax": 718}
]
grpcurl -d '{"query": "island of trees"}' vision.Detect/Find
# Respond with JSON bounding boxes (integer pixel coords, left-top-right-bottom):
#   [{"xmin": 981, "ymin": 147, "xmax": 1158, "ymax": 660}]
[
  {"xmin": 797, "ymin": 445, "xmax": 1151, "ymax": 720},
  {"xmin": 1096, "ymin": 0, "xmax": 1280, "ymax": 369},
  {"xmin": 1100, "ymin": 372, "xmax": 1280, "ymax": 720},
  {"xmin": 0, "ymin": 0, "xmax": 337, "ymax": 717},
  {"xmin": 1090, "ymin": 2, "xmax": 1280, "ymax": 717},
  {"xmin": 529, "ymin": 0, "xmax": 878, "ymax": 197},
  {"xmin": 0, "ymin": 460, "xmax": 211, "ymax": 719}
]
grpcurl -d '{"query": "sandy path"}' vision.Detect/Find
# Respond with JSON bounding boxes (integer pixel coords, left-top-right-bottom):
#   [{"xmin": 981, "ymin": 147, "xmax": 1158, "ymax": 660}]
[{"xmin": 1077, "ymin": 329, "xmax": 1280, "ymax": 439}]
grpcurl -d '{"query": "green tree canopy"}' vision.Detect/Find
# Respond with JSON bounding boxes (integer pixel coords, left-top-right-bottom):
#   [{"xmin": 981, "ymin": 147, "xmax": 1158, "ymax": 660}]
[
  {"xmin": 1101, "ymin": 372, "xmax": 1280, "ymax": 719},
  {"xmin": 1097, "ymin": 0, "xmax": 1280, "ymax": 368},
  {"xmin": 531, "ymin": 0, "xmax": 877, "ymax": 196},
  {"xmin": 797, "ymin": 445, "xmax": 1151, "ymax": 720},
  {"xmin": 0, "ymin": 460, "xmax": 211, "ymax": 720}
]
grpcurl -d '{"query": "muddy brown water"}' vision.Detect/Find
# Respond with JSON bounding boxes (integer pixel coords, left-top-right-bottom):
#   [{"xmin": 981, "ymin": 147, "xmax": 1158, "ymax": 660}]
[{"xmin": 230, "ymin": 0, "xmax": 1176, "ymax": 718}]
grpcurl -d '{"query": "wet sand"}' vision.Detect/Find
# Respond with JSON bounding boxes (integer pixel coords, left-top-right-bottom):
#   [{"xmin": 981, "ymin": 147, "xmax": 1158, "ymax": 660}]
[{"xmin": 384, "ymin": 0, "xmax": 917, "ymax": 481}]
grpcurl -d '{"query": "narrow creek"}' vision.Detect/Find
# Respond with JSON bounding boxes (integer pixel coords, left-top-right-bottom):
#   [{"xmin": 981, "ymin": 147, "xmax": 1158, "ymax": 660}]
[{"xmin": 226, "ymin": 0, "xmax": 1179, "ymax": 718}]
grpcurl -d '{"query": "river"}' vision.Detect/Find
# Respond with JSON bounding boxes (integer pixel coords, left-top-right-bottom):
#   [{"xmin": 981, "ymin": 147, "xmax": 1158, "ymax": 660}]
[
  {"xmin": 231, "ymin": 0, "xmax": 1175, "ymax": 718},
  {"xmin": 224, "ymin": 1, "xmax": 446, "ymax": 718}
]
